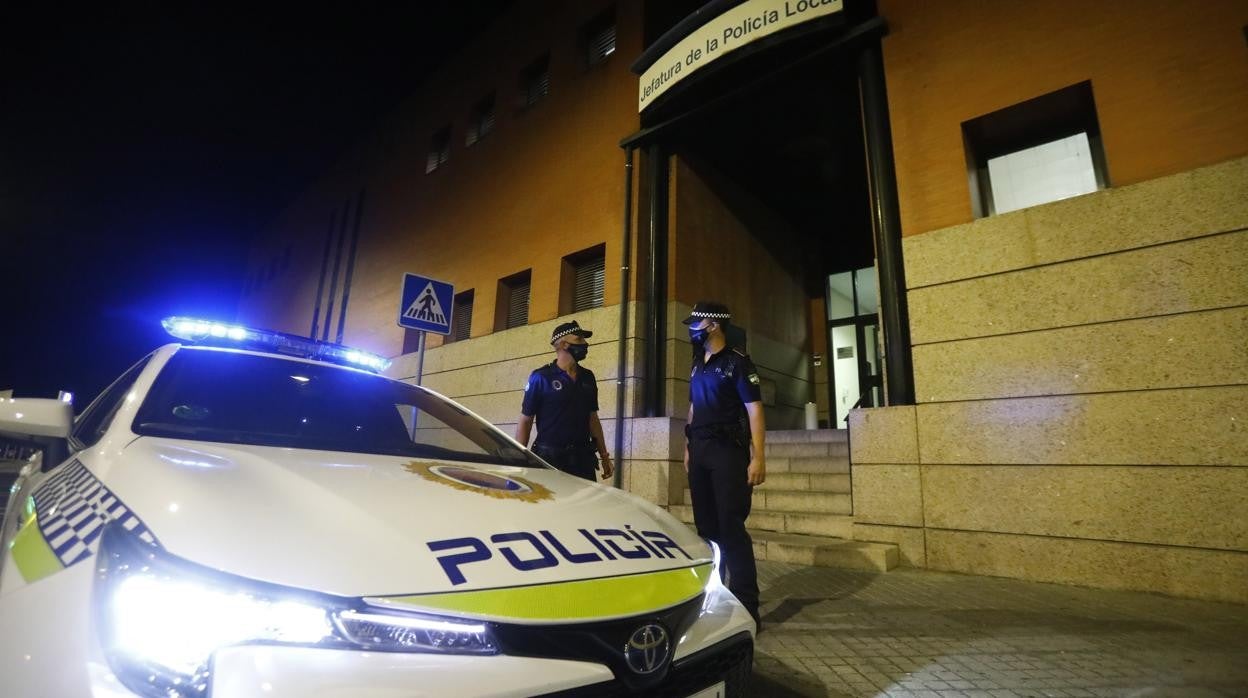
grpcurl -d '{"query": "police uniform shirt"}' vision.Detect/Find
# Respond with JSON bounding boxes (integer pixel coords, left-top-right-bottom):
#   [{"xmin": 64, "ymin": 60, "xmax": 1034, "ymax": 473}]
[
  {"xmin": 690, "ymin": 347, "xmax": 762, "ymax": 428},
  {"xmin": 522, "ymin": 362, "xmax": 599, "ymax": 447}
]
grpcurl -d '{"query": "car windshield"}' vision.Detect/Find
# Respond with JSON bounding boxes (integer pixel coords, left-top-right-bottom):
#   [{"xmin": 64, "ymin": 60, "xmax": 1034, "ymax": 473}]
[{"xmin": 133, "ymin": 348, "xmax": 544, "ymax": 467}]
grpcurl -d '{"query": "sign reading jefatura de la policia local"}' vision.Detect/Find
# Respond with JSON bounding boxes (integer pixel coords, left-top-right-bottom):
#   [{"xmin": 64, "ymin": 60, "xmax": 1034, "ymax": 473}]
[{"xmin": 638, "ymin": 0, "xmax": 843, "ymax": 112}]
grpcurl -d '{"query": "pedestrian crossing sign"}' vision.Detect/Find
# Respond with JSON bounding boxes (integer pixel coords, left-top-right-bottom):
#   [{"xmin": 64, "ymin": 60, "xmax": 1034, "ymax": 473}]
[{"xmin": 398, "ymin": 273, "xmax": 454, "ymax": 335}]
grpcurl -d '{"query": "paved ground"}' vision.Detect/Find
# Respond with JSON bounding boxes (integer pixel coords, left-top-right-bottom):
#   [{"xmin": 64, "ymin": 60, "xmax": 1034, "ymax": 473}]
[{"xmin": 747, "ymin": 561, "xmax": 1248, "ymax": 698}]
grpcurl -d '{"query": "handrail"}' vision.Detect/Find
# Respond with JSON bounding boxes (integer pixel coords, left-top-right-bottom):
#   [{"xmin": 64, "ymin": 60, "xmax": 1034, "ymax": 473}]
[
  {"xmin": 841, "ymin": 388, "xmax": 873, "ymax": 424},
  {"xmin": 839, "ymin": 388, "xmax": 874, "ymax": 518}
]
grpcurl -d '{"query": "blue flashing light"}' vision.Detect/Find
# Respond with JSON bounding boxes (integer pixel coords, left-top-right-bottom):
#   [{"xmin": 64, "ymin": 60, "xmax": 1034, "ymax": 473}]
[{"xmin": 161, "ymin": 316, "xmax": 392, "ymax": 372}]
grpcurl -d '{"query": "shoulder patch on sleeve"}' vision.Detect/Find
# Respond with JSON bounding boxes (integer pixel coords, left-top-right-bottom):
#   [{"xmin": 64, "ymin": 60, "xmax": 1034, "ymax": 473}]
[{"xmin": 748, "ymin": 372, "xmax": 760, "ymax": 385}]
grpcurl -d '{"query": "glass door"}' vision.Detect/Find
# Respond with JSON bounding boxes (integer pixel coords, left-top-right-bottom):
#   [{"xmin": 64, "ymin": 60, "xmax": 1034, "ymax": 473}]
[{"xmin": 826, "ymin": 267, "xmax": 881, "ymax": 426}]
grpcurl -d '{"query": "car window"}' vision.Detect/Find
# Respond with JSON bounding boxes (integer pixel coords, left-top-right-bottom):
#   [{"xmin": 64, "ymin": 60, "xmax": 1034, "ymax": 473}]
[
  {"xmin": 132, "ymin": 348, "xmax": 544, "ymax": 467},
  {"xmin": 72, "ymin": 355, "xmax": 153, "ymax": 449}
]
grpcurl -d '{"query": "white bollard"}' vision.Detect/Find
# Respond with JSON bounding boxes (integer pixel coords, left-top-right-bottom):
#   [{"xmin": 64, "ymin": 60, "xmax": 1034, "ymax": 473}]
[{"xmin": 804, "ymin": 402, "xmax": 818, "ymax": 430}]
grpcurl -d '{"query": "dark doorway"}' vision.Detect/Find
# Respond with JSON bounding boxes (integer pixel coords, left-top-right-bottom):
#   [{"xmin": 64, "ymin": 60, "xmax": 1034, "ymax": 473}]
[
  {"xmin": 664, "ymin": 47, "xmax": 878, "ymax": 429},
  {"xmin": 671, "ymin": 57, "xmax": 874, "ymax": 290}
]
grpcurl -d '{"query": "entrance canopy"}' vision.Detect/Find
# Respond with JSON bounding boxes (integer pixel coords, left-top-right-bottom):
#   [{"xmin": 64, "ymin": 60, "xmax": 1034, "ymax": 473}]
[
  {"xmin": 634, "ymin": 0, "xmax": 848, "ymax": 114},
  {"xmin": 617, "ymin": 0, "xmax": 914, "ymax": 414}
]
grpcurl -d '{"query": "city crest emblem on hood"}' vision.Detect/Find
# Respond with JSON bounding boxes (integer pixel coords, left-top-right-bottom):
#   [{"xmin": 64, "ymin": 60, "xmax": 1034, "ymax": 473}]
[{"xmin": 404, "ymin": 462, "xmax": 554, "ymax": 503}]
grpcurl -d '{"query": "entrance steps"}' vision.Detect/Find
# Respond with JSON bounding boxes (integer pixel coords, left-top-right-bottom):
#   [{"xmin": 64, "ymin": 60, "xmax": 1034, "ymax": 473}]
[{"xmin": 670, "ymin": 428, "xmax": 899, "ymax": 572}]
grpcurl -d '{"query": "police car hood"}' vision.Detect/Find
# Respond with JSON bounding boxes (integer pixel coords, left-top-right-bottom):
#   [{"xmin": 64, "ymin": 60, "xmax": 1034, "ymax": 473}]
[{"xmin": 108, "ymin": 437, "xmax": 711, "ymax": 607}]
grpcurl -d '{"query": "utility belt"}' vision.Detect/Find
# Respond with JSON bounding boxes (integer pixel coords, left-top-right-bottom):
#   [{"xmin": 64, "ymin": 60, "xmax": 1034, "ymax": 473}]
[
  {"xmin": 685, "ymin": 422, "xmax": 749, "ymax": 449},
  {"xmin": 532, "ymin": 440, "xmax": 595, "ymax": 459}
]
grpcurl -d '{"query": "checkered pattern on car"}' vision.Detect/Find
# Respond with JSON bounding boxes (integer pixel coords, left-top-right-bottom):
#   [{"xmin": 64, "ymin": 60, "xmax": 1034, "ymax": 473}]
[{"xmin": 31, "ymin": 459, "xmax": 158, "ymax": 567}]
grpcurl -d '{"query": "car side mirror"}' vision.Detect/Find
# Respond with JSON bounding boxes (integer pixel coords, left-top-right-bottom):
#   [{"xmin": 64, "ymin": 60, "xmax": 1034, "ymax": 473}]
[
  {"xmin": 0, "ymin": 398, "xmax": 72, "ymax": 470},
  {"xmin": 0, "ymin": 398, "xmax": 72, "ymax": 439}
]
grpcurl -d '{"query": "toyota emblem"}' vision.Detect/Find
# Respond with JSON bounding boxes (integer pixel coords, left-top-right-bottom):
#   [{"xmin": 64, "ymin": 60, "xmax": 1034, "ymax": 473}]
[{"xmin": 623, "ymin": 623, "xmax": 670, "ymax": 675}]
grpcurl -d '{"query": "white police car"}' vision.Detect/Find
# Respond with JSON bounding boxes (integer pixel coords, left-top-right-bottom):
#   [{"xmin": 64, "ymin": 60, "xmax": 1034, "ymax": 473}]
[{"xmin": 0, "ymin": 318, "xmax": 754, "ymax": 697}]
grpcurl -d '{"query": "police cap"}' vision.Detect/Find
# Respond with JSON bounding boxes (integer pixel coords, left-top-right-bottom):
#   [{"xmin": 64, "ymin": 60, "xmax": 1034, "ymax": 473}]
[{"xmin": 682, "ymin": 301, "xmax": 732, "ymax": 326}]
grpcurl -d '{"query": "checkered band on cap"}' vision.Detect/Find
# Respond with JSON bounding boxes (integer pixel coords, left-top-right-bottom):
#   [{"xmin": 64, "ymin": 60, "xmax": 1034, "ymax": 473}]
[
  {"xmin": 550, "ymin": 321, "xmax": 591, "ymax": 343},
  {"xmin": 690, "ymin": 310, "xmax": 730, "ymax": 320}
]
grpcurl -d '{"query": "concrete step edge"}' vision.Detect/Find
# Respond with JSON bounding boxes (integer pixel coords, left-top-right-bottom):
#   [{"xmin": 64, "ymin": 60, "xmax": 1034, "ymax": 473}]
[
  {"xmin": 669, "ymin": 506, "xmax": 854, "ymax": 522},
  {"xmin": 750, "ymin": 530, "xmax": 899, "ymax": 571},
  {"xmin": 765, "ymin": 429, "xmax": 848, "ymax": 444},
  {"xmin": 681, "ymin": 487, "xmax": 851, "ymax": 498},
  {"xmin": 668, "ymin": 506, "xmax": 855, "ymax": 538}
]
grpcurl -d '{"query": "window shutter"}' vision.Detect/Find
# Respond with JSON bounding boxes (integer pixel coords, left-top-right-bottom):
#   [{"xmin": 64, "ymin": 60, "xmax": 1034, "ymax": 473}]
[
  {"xmin": 426, "ymin": 147, "xmax": 449, "ymax": 173},
  {"xmin": 587, "ymin": 23, "xmax": 616, "ymax": 65},
  {"xmin": 525, "ymin": 70, "xmax": 549, "ymax": 106},
  {"xmin": 403, "ymin": 328, "xmax": 422, "ymax": 354},
  {"xmin": 572, "ymin": 255, "xmax": 605, "ymax": 312},
  {"xmin": 506, "ymin": 281, "xmax": 530, "ymax": 328},
  {"xmin": 466, "ymin": 98, "xmax": 495, "ymax": 147},
  {"xmin": 426, "ymin": 128, "xmax": 450, "ymax": 173},
  {"xmin": 452, "ymin": 296, "xmax": 473, "ymax": 341}
]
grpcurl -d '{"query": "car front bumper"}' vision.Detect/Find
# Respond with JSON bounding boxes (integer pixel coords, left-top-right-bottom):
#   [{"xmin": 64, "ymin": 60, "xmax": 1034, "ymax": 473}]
[{"xmin": 0, "ymin": 558, "xmax": 755, "ymax": 697}]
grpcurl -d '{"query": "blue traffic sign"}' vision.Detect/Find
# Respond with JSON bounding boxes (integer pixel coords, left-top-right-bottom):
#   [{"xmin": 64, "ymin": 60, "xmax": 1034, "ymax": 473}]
[{"xmin": 398, "ymin": 273, "xmax": 454, "ymax": 335}]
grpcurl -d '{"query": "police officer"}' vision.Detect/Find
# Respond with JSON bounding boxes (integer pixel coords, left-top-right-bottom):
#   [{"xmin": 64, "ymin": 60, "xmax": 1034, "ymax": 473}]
[
  {"xmin": 683, "ymin": 302, "xmax": 765, "ymax": 626},
  {"xmin": 515, "ymin": 321, "xmax": 614, "ymax": 481}
]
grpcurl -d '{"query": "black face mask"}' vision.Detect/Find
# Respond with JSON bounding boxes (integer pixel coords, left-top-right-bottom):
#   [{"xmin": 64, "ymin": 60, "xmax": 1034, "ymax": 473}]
[
  {"xmin": 689, "ymin": 327, "xmax": 709, "ymax": 346},
  {"xmin": 567, "ymin": 344, "xmax": 589, "ymax": 361}
]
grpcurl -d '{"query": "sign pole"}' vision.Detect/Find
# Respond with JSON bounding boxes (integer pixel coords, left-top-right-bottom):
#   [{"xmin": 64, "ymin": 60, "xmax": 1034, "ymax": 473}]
[{"xmin": 415, "ymin": 330, "xmax": 426, "ymax": 387}]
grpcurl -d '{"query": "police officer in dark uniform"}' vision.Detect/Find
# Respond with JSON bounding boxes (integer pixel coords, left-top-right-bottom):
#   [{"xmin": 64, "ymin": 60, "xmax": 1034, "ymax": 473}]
[
  {"xmin": 683, "ymin": 302, "xmax": 766, "ymax": 626},
  {"xmin": 515, "ymin": 321, "xmax": 614, "ymax": 481}
]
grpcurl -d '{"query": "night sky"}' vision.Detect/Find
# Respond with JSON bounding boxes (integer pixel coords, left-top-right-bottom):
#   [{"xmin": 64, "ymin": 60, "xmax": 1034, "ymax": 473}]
[{"xmin": 2, "ymin": 3, "xmax": 506, "ymax": 403}]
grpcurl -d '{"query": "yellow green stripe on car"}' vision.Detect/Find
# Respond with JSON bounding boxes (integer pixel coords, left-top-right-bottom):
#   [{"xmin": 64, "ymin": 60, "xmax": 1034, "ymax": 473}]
[
  {"xmin": 379, "ymin": 563, "xmax": 714, "ymax": 622},
  {"xmin": 9, "ymin": 499, "xmax": 63, "ymax": 583}
]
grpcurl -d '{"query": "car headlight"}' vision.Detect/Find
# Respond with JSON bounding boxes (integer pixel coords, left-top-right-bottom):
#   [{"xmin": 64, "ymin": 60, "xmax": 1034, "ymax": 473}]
[
  {"xmin": 700, "ymin": 539, "xmax": 733, "ymax": 612},
  {"xmin": 94, "ymin": 522, "xmax": 497, "ymax": 698}
]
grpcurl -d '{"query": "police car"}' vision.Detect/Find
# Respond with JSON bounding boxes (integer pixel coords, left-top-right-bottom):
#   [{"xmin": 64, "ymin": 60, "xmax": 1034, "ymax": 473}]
[{"xmin": 0, "ymin": 318, "xmax": 754, "ymax": 697}]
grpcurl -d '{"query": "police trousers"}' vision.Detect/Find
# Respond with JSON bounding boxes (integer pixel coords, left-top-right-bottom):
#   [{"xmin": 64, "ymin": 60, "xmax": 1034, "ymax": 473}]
[
  {"xmin": 533, "ymin": 441, "xmax": 597, "ymax": 481},
  {"xmin": 687, "ymin": 434, "xmax": 759, "ymax": 620}
]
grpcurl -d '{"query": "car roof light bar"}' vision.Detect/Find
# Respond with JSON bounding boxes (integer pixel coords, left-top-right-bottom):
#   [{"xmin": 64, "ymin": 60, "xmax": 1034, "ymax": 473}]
[{"xmin": 161, "ymin": 316, "xmax": 392, "ymax": 372}]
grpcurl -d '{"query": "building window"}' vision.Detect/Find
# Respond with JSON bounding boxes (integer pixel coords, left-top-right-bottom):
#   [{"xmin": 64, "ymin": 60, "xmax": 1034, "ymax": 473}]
[
  {"xmin": 962, "ymin": 81, "xmax": 1108, "ymax": 217},
  {"xmin": 987, "ymin": 133, "xmax": 1099, "ymax": 214},
  {"xmin": 495, "ymin": 270, "xmax": 531, "ymax": 331},
  {"xmin": 402, "ymin": 327, "xmax": 422, "ymax": 355},
  {"xmin": 519, "ymin": 54, "xmax": 550, "ymax": 109},
  {"xmin": 581, "ymin": 8, "xmax": 616, "ymax": 67},
  {"xmin": 448, "ymin": 289, "xmax": 474, "ymax": 342},
  {"xmin": 560, "ymin": 243, "xmax": 606, "ymax": 314},
  {"xmin": 465, "ymin": 94, "xmax": 496, "ymax": 147},
  {"xmin": 425, "ymin": 125, "xmax": 451, "ymax": 174}
]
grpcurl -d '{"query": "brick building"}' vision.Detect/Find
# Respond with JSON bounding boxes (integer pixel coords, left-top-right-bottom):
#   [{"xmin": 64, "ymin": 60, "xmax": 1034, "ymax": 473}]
[{"xmin": 241, "ymin": 0, "xmax": 1248, "ymax": 603}]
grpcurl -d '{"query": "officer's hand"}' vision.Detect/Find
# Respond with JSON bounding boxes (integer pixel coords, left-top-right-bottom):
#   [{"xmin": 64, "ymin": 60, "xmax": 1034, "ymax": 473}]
[
  {"xmin": 600, "ymin": 454, "xmax": 614, "ymax": 479},
  {"xmin": 683, "ymin": 444, "xmax": 690, "ymax": 473},
  {"xmin": 747, "ymin": 457, "xmax": 766, "ymax": 486}
]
